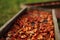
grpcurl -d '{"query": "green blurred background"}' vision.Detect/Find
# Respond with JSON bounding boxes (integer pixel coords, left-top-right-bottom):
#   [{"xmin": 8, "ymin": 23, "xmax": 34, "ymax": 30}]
[{"xmin": 0, "ymin": 0, "xmax": 60, "ymax": 27}]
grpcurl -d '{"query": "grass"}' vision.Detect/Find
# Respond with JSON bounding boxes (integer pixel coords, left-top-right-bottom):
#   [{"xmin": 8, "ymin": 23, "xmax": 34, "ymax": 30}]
[
  {"xmin": 0, "ymin": 0, "xmax": 20, "ymax": 27},
  {"xmin": 0, "ymin": 0, "xmax": 59, "ymax": 27},
  {"xmin": 57, "ymin": 19, "xmax": 60, "ymax": 26}
]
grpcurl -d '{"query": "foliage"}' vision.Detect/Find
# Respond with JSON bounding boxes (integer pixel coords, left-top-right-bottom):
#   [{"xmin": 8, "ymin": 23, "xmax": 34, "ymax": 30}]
[{"xmin": 0, "ymin": 0, "xmax": 59, "ymax": 27}]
